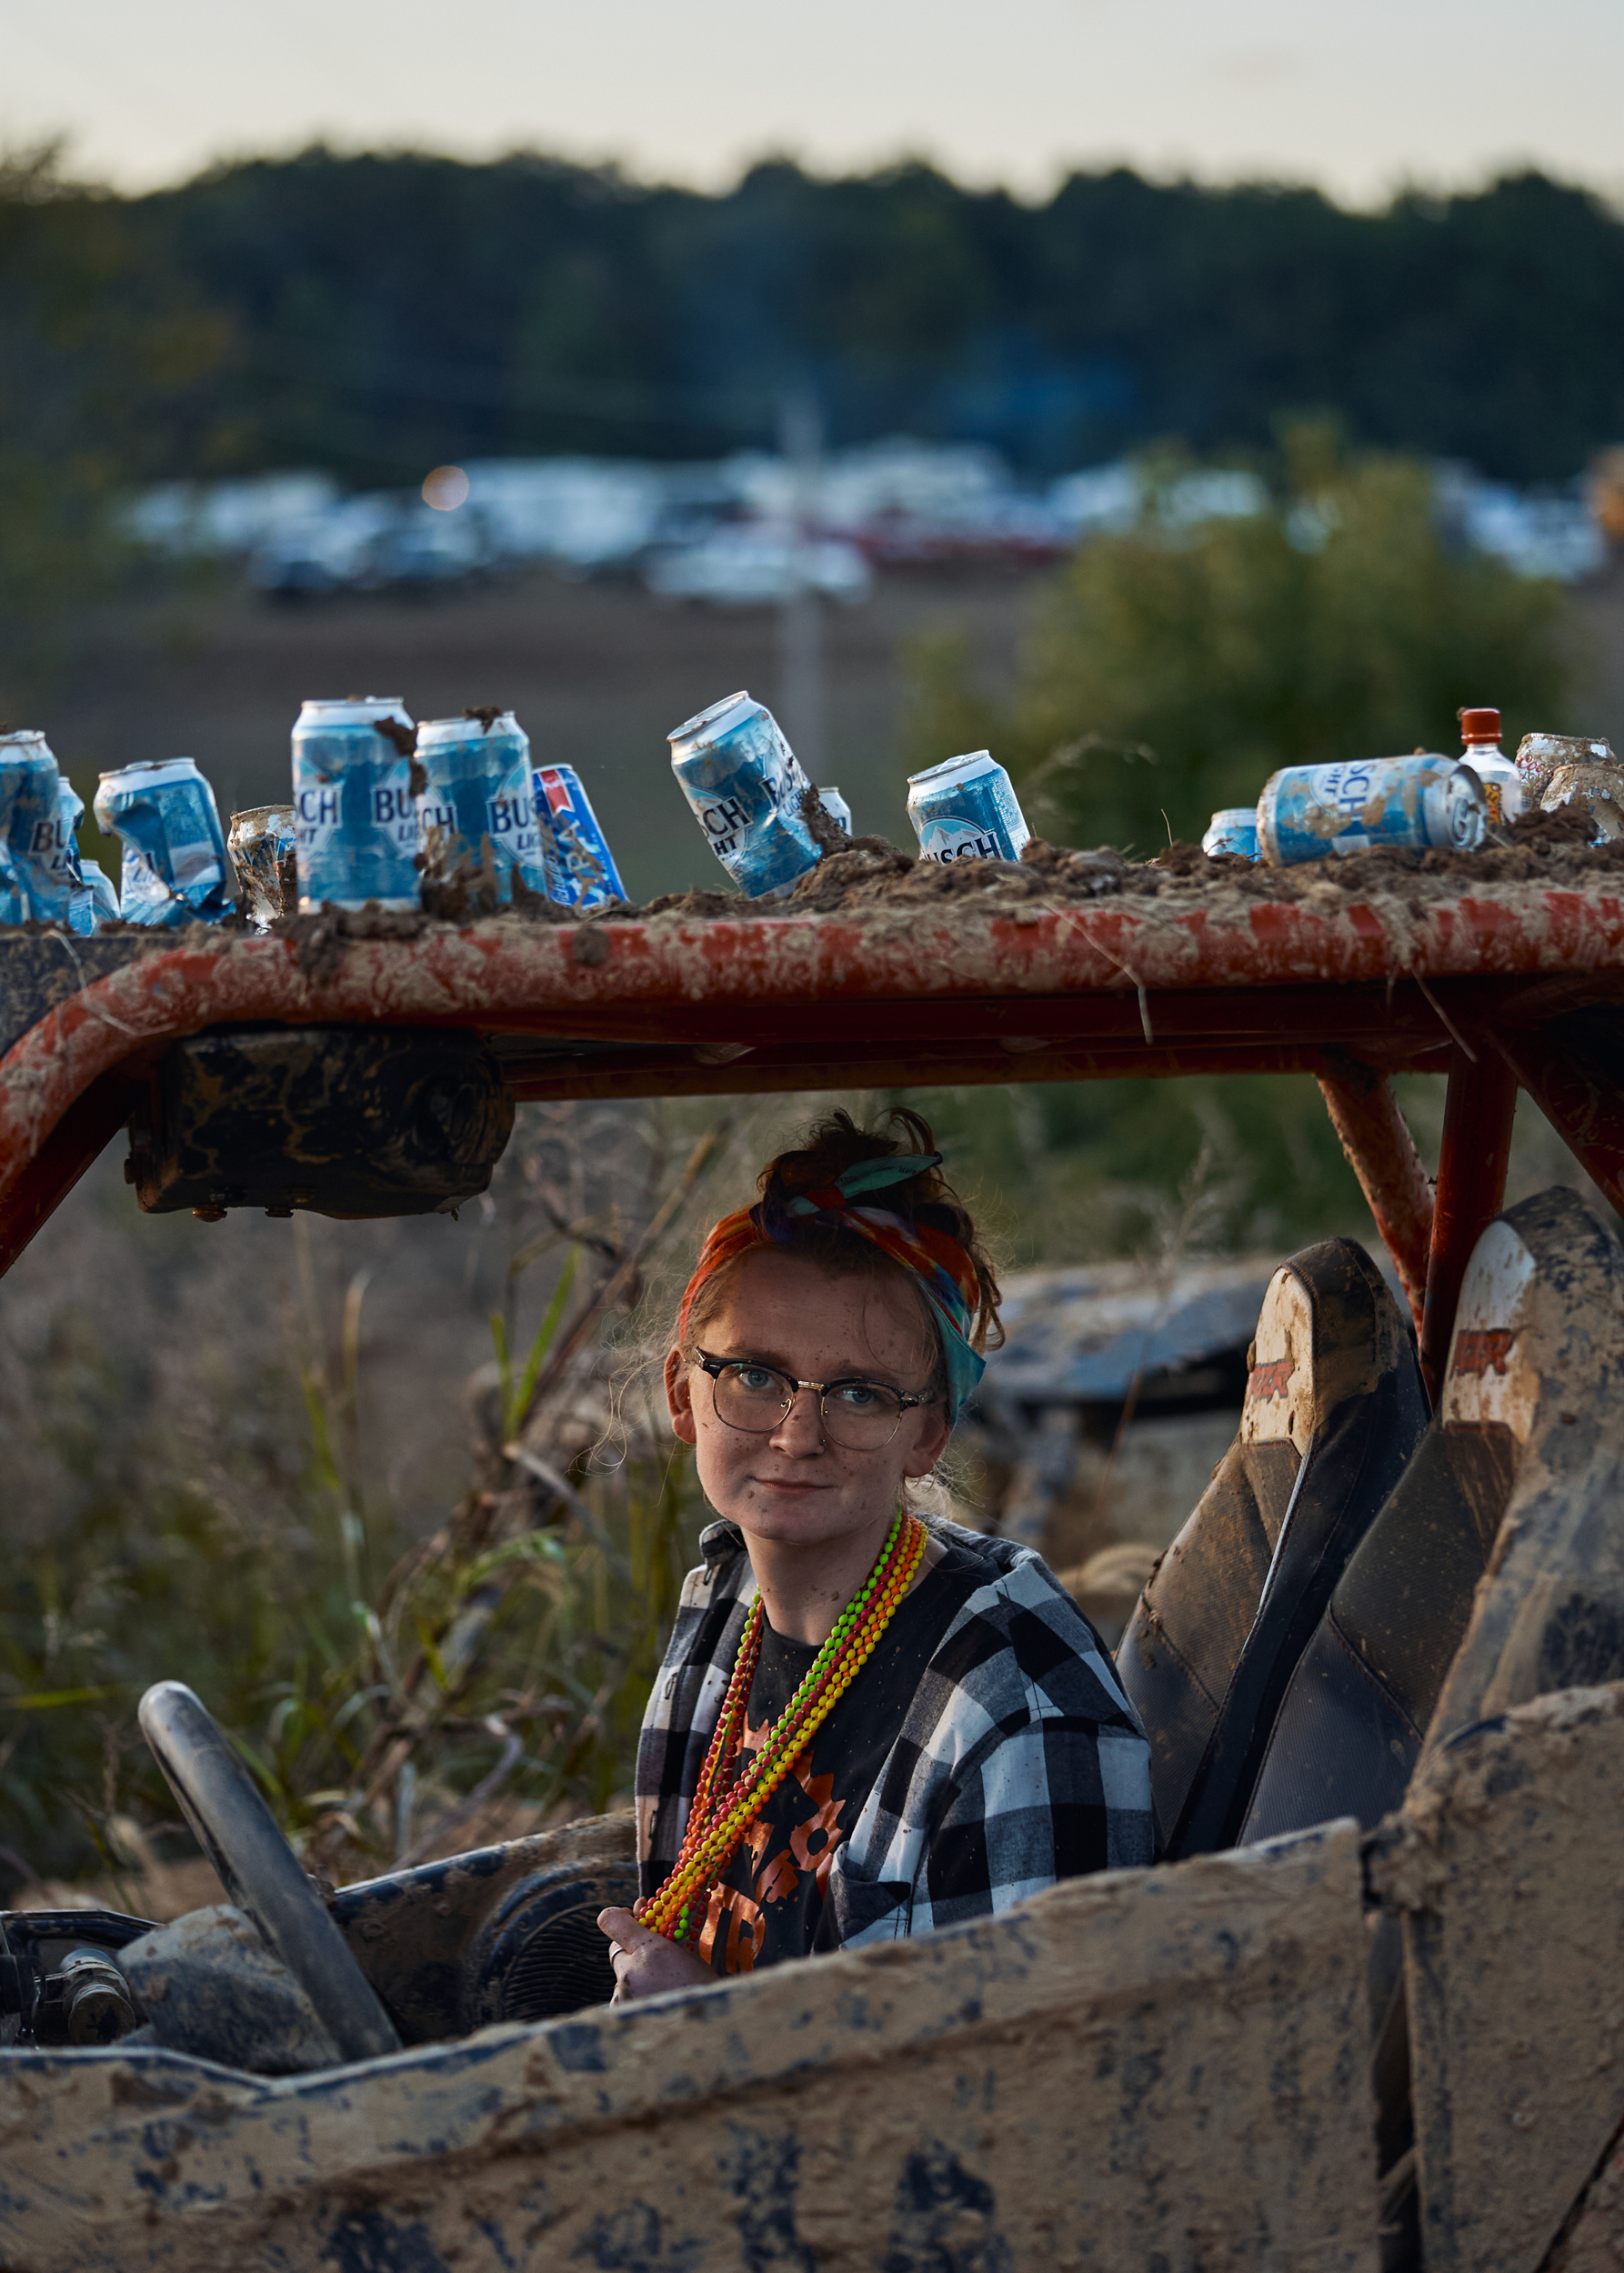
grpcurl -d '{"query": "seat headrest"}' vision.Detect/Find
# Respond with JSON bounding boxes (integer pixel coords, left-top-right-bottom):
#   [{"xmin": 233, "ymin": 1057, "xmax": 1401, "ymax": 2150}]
[
  {"xmin": 1242, "ymin": 1237, "xmax": 1414, "ymax": 1458},
  {"xmin": 1440, "ymin": 1187, "xmax": 1624, "ymax": 1446}
]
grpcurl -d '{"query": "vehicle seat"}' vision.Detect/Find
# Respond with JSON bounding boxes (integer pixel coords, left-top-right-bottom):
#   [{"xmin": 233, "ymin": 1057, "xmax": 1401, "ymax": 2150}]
[
  {"xmin": 1240, "ymin": 1184, "xmax": 1624, "ymax": 1848},
  {"xmin": 1116, "ymin": 1238, "xmax": 1428, "ymax": 1856}
]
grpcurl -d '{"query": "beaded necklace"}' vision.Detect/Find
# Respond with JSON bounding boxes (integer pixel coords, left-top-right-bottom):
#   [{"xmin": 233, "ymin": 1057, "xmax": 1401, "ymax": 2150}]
[{"xmin": 644, "ymin": 1508, "xmax": 928, "ymax": 1945}]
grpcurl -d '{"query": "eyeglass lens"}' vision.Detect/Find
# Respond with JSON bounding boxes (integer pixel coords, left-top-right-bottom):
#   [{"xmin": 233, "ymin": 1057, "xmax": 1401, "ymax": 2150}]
[{"xmin": 709, "ymin": 1360, "xmax": 907, "ymax": 1448}]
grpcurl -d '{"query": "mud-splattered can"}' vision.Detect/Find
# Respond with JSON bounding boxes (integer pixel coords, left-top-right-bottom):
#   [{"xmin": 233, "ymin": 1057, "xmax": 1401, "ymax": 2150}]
[
  {"xmin": 1257, "ymin": 756, "xmax": 1487, "ymax": 866},
  {"xmin": 416, "ymin": 711, "xmax": 544, "ymax": 898},
  {"xmin": 907, "ymin": 750, "xmax": 1030, "ymax": 865},
  {"xmin": 0, "ymin": 731, "xmax": 66, "ymax": 924},
  {"xmin": 1202, "ymin": 807, "xmax": 1259, "ymax": 860},
  {"xmin": 1541, "ymin": 757, "xmax": 1624, "ymax": 843},
  {"xmin": 817, "ymin": 786, "xmax": 852, "ymax": 836},
  {"xmin": 667, "ymin": 691, "xmax": 820, "ymax": 898},
  {"xmin": 229, "ymin": 804, "xmax": 297, "ymax": 927},
  {"xmin": 1516, "ymin": 731, "xmax": 1615, "ymax": 801},
  {"xmin": 93, "ymin": 757, "xmax": 234, "ymax": 926},
  {"xmin": 292, "ymin": 696, "xmax": 418, "ymax": 912},
  {"xmin": 532, "ymin": 764, "xmax": 627, "ymax": 909}
]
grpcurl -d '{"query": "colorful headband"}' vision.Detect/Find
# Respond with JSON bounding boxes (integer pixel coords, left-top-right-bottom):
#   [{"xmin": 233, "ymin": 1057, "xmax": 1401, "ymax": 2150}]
[{"xmin": 677, "ymin": 1153, "xmax": 986, "ymax": 1420}]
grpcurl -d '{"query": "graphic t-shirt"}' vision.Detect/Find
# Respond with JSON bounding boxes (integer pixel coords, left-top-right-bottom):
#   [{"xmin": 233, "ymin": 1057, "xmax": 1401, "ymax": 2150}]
[{"xmin": 687, "ymin": 1547, "xmax": 979, "ymax": 1977}]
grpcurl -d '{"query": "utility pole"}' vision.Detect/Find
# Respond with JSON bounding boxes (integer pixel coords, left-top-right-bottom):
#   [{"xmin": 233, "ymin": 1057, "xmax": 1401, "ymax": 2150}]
[{"xmin": 777, "ymin": 388, "xmax": 825, "ymax": 776}]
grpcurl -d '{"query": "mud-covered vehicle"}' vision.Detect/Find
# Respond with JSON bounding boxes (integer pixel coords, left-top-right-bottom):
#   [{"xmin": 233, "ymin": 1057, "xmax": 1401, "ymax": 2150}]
[{"xmin": 1, "ymin": 825, "xmax": 1622, "ymax": 2272}]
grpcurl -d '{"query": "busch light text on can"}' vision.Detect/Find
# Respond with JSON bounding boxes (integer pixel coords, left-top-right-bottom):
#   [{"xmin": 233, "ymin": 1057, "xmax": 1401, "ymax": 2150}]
[
  {"xmin": 532, "ymin": 764, "xmax": 627, "ymax": 909},
  {"xmin": 906, "ymin": 750, "xmax": 1030, "ymax": 865},
  {"xmin": 1202, "ymin": 806, "xmax": 1260, "ymax": 860},
  {"xmin": 292, "ymin": 696, "xmax": 418, "ymax": 912},
  {"xmin": 1257, "ymin": 756, "xmax": 1488, "ymax": 866},
  {"xmin": 93, "ymin": 757, "xmax": 234, "ymax": 926},
  {"xmin": 0, "ymin": 730, "xmax": 67, "ymax": 924},
  {"xmin": 817, "ymin": 786, "xmax": 852, "ymax": 836},
  {"xmin": 228, "ymin": 804, "xmax": 296, "ymax": 927},
  {"xmin": 416, "ymin": 711, "xmax": 544, "ymax": 897},
  {"xmin": 667, "ymin": 691, "xmax": 821, "ymax": 898}
]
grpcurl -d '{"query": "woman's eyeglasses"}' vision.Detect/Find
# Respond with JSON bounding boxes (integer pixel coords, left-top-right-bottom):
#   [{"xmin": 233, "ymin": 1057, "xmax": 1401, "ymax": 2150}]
[{"xmin": 693, "ymin": 1350, "xmax": 934, "ymax": 1450}]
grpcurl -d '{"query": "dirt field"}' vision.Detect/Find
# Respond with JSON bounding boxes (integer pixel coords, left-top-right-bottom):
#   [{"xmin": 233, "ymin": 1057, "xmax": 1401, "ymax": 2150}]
[{"xmin": 27, "ymin": 567, "xmax": 1038, "ymax": 905}]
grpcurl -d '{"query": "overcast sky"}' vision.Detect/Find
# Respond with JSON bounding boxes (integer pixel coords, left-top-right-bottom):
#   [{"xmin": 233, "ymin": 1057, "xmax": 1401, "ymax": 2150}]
[{"xmin": 5, "ymin": 0, "xmax": 1619, "ymax": 206}]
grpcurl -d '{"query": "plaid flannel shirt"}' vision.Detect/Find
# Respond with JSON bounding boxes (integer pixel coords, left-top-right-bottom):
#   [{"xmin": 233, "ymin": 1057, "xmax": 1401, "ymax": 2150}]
[{"xmin": 636, "ymin": 1514, "xmax": 1156, "ymax": 1949}]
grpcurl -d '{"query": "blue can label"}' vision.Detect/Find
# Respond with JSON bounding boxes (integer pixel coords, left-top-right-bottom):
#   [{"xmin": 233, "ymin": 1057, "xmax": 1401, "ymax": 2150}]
[
  {"xmin": 417, "ymin": 716, "xmax": 546, "ymax": 898},
  {"xmin": 93, "ymin": 758, "xmax": 232, "ymax": 926},
  {"xmin": 1258, "ymin": 756, "xmax": 1486, "ymax": 866},
  {"xmin": 534, "ymin": 766, "xmax": 627, "ymax": 908},
  {"xmin": 907, "ymin": 752, "xmax": 1029, "ymax": 865},
  {"xmin": 1202, "ymin": 807, "xmax": 1259, "ymax": 859},
  {"xmin": 669, "ymin": 696, "xmax": 820, "ymax": 897},
  {"xmin": 294, "ymin": 705, "xmax": 419, "ymax": 910},
  {"xmin": 0, "ymin": 736, "xmax": 75, "ymax": 924}
]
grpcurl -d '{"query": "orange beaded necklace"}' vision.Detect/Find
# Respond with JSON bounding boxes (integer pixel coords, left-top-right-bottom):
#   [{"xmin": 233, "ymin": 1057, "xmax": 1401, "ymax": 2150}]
[{"xmin": 644, "ymin": 1508, "xmax": 928, "ymax": 1945}]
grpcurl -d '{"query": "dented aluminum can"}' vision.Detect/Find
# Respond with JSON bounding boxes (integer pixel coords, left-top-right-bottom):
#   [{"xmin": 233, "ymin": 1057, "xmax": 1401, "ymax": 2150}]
[
  {"xmin": 77, "ymin": 856, "xmax": 120, "ymax": 929},
  {"xmin": 0, "ymin": 731, "xmax": 67, "ymax": 924},
  {"xmin": 532, "ymin": 764, "xmax": 627, "ymax": 909},
  {"xmin": 1516, "ymin": 731, "xmax": 1616, "ymax": 801},
  {"xmin": 229, "ymin": 804, "xmax": 297, "ymax": 927},
  {"xmin": 907, "ymin": 750, "xmax": 1030, "ymax": 866},
  {"xmin": 1202, "ymin": 807, "xmax": 1259, "ymax": 860},
  {"xmin": 292, "ymin": 696, "xmax": 417, "ymax": 912},
  {"xmin": 1257, "ymin": 756, "xmax": 1487, "ymax": 866},
  {"xmin": 1541, "ymin": 758, "xmax": 1624, "ymax": 844},
  {"xmin": 92, "ymin": 757, "xmax": 233, "ymax": 926},
  {"xmin": 668, "ymin": 691, "xmax": 820, "ymax": 898},
  {"xmin": 817, "ymin": 786, "xmax": 852, "ymax": 836},
  {"xmin": 416, "ymin": 712, "xmax": 545, "ymax": 897}
]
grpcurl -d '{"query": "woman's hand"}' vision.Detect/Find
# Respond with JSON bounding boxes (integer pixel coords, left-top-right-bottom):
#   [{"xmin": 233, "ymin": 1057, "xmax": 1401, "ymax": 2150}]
[{"xmin": 597, "ymin": 1906, "xmax": 714, "ymax": 2003}]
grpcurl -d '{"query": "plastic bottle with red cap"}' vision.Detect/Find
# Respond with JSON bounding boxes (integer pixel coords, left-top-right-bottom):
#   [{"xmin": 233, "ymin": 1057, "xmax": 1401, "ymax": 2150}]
[{"xmin": 1458, "ymin": 706, "xmax": 1525, "ymax": 828}]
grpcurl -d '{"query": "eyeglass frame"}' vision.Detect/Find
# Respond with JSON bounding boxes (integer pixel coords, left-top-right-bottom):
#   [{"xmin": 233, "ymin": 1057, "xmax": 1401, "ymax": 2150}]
[{"xmin": 690, "ymin": 1348, "xmax": 937, "ymax": 1444}]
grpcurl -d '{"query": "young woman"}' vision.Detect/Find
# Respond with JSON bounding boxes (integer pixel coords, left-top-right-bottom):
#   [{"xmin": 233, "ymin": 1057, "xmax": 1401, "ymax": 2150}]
[{"xmin": 598, "ymin": 1111, "xmax": 1154, "ymax": 2000}]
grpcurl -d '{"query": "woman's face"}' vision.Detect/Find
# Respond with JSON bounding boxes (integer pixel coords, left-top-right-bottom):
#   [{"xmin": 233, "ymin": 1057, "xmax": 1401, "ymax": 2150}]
[{"xmin": 666, "ymin": 1251, "xmax": 952, "ymax": 1557}]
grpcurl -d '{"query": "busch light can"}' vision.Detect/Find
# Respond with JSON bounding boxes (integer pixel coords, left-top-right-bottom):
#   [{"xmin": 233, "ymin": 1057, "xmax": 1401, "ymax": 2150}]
[
  {"xmin": 292, "ymin": 696, "xmax": 417, "ymax": 911},
  {"xmin": 93, "ymin": 757, "xmax": 234, "ymax": 926},
  {"xmin": 907, "ymin": 750, "xmax": 1030, "ymax": 865},
  {"xmin": 417, "ymin": 711, "xmax": 545, "ymax": 898},
  {"xmin": 77, "ymin": 857, "xmax": 120, "ymax": 930},
  {"xmin": 1257, "ymin": 756, "xmax": 1487, "ymax": 866},
  {"xmin": 0, "ymin": 731, "xmax": 67, "ymax": 924},
  {"xmin": 817, "ymin": 786, "xmax": 852, "ymax": 836},
  {"xmin": 1202, "ymin": 806, "xmax": 1260, "ymax": 860},
  {"xmin": 667, "ymin": 691, "xmax": 821, "ymax": 898},
  {"xmin": 533, "ymin": 764, "xmax": 627, "ymax": 909},
  {"xmin": 228, "ymin": 804, "xmax": 296, "ymax": 927}
]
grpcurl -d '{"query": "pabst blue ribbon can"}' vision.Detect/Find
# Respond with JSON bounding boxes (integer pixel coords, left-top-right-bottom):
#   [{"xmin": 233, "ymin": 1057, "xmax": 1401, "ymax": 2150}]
[
  {"xmin": 292, "ymin": 696, "xmax": 418, "ymax": 911},
  {"xmin": 667, "ymin": 691, "xmax": 821, "ymax": 897},
  {"xmin": 92, "ymin": 757, "xmax": 233, "ymax": 926},
  {"xmin": 1202, "ymin": 806, "xmax": 1260, "ymax": 860},
  {"xmin": 1257, "ymin": 756, "xmax": 1487, "ymax": 866},
  {"xmin": 0, "ymin": 731, "xmax": 66, "ymax": 924},
  {"xmin": 907, "ymin": 750, "xmax": 1030, "ymax": 865},
  {"xmin": 532, "ymin": 764, "xmax": 627, "ymax": 909},
  {"xmin": 416, "ymin": 711, "xmax": 545, "ymax": 897}
]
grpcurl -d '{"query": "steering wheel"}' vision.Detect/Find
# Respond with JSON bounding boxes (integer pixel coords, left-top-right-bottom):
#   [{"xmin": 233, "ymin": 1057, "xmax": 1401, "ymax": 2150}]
[{"xmin": 139, "ymin": 1681, "xmax": 401, "ymax": 2065}]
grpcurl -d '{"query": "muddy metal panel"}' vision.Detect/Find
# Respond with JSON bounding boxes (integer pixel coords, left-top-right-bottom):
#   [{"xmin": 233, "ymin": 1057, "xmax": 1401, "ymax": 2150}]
[
  {"xmin": 0, "ymin": 1820, "xmax": 1375, "ymax": 2273},
  {"xmin": 1368, "ymin": 1683, "xmax": 1624, "ymax": 2273}
]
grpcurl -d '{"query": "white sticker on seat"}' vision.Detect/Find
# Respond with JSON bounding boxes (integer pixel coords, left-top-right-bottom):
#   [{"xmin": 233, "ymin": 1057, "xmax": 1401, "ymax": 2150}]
[
  {"xmin": 1241, "ymin": 1269, "xmax": 1315, "ymax": 1456},
  {"xmin": 1441, "ymin": 1220, "xmax": 1539, "ymax": 1441}
]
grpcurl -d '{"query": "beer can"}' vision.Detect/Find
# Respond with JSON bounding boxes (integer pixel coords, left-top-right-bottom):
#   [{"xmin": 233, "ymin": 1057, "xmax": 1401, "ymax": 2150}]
[
  {"xmin": 1257, "ymin": 756, "xmax": 1487, "ymax": 866},
  {"xmin": 291, "ymin": 696, "xmax": 418, "ymax": 912},
  {"xmin": 1516, "ymin": 731, "xmax": 1615, "ymax": 801},
  {"xmin": 817, "ymin": 786, "xmax": 852, "ymax": 836},
  {"xmin": 0, "ymin": 731, "xmax": 67, "ymax": 924},
  {"xmin": 416, "ymin": 712, "xmax": 546, "ymax": 898},
  {"xmin": 906, "ymin": 750, "xmax": 1030, "ymax": 865},
  {"xmin": 1541, "ymin": 758, "xmax": 1624, "ymax": 844},
  {"xmin": 532, "ymin": 764, "xmax": 627, "ymax": 909},
  {"xmin": 228, "ymin": 804, "xmax": 297, "ymax": 927},
  {"xmin": 93, "ymin": 757, "xmax": 234, "ymax": 926},
  {"xmin": 1202, "ymin": 807, "xmax": 1259, "ymax": 860},
  {"xmin": 77, "ymin": 857, "xmax": 120, "ymax": 930},
  {"xmin": 667, "ymin": 691, "xmax": 821, "ymax": 898}
]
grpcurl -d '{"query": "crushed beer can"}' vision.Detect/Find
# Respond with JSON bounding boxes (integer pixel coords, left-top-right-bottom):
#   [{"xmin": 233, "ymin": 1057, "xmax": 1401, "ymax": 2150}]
[
  {"xmin": 0, "ymin": 731, "xmax": 68, "ymax": 924},
  {"xmin": 417, "ymin": 711, "xmax": 545, "ymax": 898},
  {"xmin": 532, "ymin": 764, "xmax": 627, "ymax": 908},
  {"xmin": 93, "ymin": 756, "xmax": 234, "ymax": 926},
  {"xmin": 907, "ymin": 750, "xmax": 1030, "ymax": 865},
  {"xmin": 1202, "ymin": 806, "xmax": 1260, "ymax": 860},
  {"xmin": 228, "ymin": 805, "xmax": 297, "ymax": 927},
  {"xmin": 1517, "ymin": 731, "xmax": 1615, "ymax": 802},
  {"xmin": 1541, "ymin": 755, "xmax": 1624, "ymax": 844},
  {"xmin": 817, "ymin": 786, "xmax": 852, "ymax": 836},
  {"xmin": 667, "ymin": 691, "xmax": 821, "ymax": 897},
  {"xmin": 1257, "ymin": 756, "xmax": 1487, "ymax": 866},
  {"xmin": 77, "ymin": 857, "xmax": 120, "ymax": 929},
  {"xmin": 292, "ymin": 696, "xmax": 418, "ymax": 912}
]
